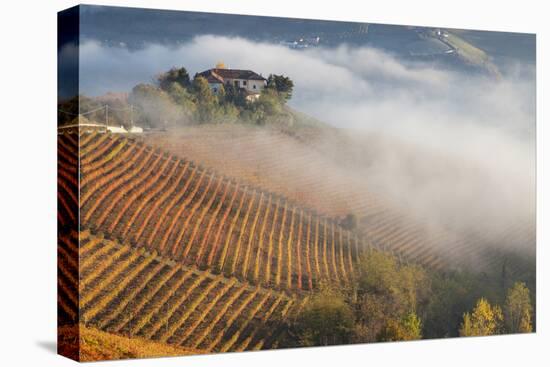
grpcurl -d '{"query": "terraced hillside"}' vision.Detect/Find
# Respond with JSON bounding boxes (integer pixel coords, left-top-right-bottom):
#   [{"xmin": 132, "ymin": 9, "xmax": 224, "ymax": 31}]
[
  {"xmin": 57, "ymin": 132, "xmax": 78, "ymax": 231},
  {"xmin": 143, "ymin": 125, "xmax": 535, "ymax": 273},
  {"xmin": 143, "ymin": 126, "xmax": 458, "ymax": 268},
  {"xmin": 57, "ymin": 130, "xmax": 365, "ymax": 360},
  {"xmin": 78, "ymin": 132, "xmax": 367, "ymax": 291},
  {"xmin": 142, "ymin": 126, "xmax": 456, "ymax": 269},
  {"xmin": 58, "ymin": 229, "xmax": 305, "ymax": 357},
  {"xmin": 57, "ymin": 126, "xmax": 534, "ymax": 360}
]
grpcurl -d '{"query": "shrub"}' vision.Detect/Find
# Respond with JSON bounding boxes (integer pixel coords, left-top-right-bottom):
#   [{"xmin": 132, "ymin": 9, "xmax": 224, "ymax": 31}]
[{"xmin": 295, "ymin": 288, "xmax": 354, "ymax": 346}]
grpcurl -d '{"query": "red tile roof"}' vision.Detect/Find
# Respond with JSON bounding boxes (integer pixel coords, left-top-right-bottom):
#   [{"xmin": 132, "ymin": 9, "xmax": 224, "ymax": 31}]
[
  {"xmin": 204, "ymin": 73, "xmax": 224, "ymax": 84},
  {"xmin": 198, "ymin": 68, "xmax": 266, "ymax": 82}
]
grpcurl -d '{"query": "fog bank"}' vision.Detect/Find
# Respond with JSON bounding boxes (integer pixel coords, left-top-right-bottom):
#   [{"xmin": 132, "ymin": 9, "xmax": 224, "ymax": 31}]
[{"xmin": 76, "ymin": 36, "xmax": 536, "ymax": 261}]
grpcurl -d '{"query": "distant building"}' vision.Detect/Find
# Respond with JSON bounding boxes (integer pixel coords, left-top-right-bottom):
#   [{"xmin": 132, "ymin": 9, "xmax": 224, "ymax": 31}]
[
  {"xmin": 197, "ymin": 68, "xmax": 267, "ymax": 101},
  {"xmin": 280, "ymin": 36, "xmax": 320, "ymax": 49},
  {"xmin": 128, "ymin": 126, "xmax": 144, "ymax": 133},
  {"xmin": 107, "ymin": 125, "xmax": 128, "ymax": 134}
]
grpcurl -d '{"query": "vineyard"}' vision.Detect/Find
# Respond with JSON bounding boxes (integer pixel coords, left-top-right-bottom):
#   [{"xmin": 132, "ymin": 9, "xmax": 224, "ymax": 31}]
[
  {"xmin": 142, "ymin": 126, "xmax": 456, "ymax": 269},
  {"xmin": 57, "ymin": 126, "xmax": 534, "ymax": 360},
  {"xmin": 58, "ymin": 229, "xmax": 304, "ymax": 356},
  {"xmin": 77, "ymin": 131, "xmax": 368, "ymax": 292},
  {"xmin": 143, "ymin": 125, "xmax": 535, "ymax": 273},
  {"xmin": 57, "ymin": 130, "xmax": 368, "ymax": 360}
]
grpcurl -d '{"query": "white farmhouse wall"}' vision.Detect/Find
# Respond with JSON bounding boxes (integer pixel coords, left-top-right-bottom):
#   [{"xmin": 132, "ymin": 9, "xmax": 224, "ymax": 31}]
[
  {"xmin": 224, "ymin": 78, "xmax": 266, "ymax": 93},
  {"xmin": 207, "ymin": 78, "xmax": 266, "ymax": 96},
  {"xmin": 107, "ymin": 125, "xmax": 128, "ymax": 134},
  {"xmin": 245, "ymin": 80, "xmax": 266, "ymax": 93}
]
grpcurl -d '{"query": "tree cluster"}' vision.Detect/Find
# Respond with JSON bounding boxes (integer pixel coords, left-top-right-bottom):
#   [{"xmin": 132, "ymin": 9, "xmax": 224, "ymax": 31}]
[
  {"xmin": 128, "ymin": 67, "xmax": 295, "ymax": 128},
  {"xmin": 284, "ymin": 250, "xmax": 534, "ymax": 348},
  {"xmin": 459, "ymin": 282, "xmax": 533, "ymax": 337},
  {"xmin": 287, "ymin": 250, "xmax": 428, "ymax": 347},
  {"xmin": 58, "ymin": 67, "xmax": 297, "ymax": 129}
]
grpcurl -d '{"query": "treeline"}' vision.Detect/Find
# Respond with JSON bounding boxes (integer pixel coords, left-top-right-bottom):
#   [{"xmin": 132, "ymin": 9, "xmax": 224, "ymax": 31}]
[
  {"xmin": 459, "ymin": 283, "xmax": 532, "ymax": 336},
  {"xmin": 280, "ymin": 249, "xmax": 534, "ymax": 347},
  {"xmin": 130, "ymin": 67, "xmax": 294, "ymax": 128},
  {"xmin": 58, "ymin": 66, "xmax": 295, "ymax": 128}
]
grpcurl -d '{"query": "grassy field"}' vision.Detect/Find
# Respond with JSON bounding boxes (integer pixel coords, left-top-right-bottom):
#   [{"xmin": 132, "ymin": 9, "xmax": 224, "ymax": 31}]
[
  {"xmin": 444, "ymin": 31, "xmax": 502, "ymax": 78},
  {"xmin": 58, "ymin": 324, "xmax": 203, "ymax": 362}
]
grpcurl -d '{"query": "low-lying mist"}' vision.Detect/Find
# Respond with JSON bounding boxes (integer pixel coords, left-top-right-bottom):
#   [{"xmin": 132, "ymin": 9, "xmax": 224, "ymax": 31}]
[{"xmin": 76, "ymin": 35, "xmax": 536, "ymax": 262}]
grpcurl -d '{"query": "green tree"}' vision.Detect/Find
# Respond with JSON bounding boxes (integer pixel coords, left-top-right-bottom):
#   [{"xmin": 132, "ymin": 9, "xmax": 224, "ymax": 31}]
[
  {"xmin": 267, "ymin": 74, "xmax": 294, "ymax": 102},
  {"xmin": 459, "ymin": 298, "xmax": 503, "ymax": 337},
  {"xmin": 357, "ymin": 250, "xmax": 400, "ymax": 295},
  {"xmin": 377, "ymin": 312, "xmax": 422, "ymax": 342},
  {"xmin": 157, "ymin": 67, "xmax": 191, "ymax": 91},
  {"xmin": 216, "ymin": 84, "xmax": 227, "ymax": 104},
  {"xmin": 358, "ymin": 250, "xmax": 430, "ymax": 312},
  {"xmin": 399, "ymin": 264, "xmax": 430, "ymax": 313},
  {"xmin": 353, "ymin": 250, "xmax": 429, "ymax": 343},
  {"xmin": 353, "ymin": 293, "xmax": 389, "ymax": 342},
  {"xmin": 504, "ymin": 282, "xmax": 533, "ymax": 333},
  {"xmin": 165, "ymin": 82, "xmax": 195, "ymax": 120},
  {"xmin": 129, "ymin": 83, "xmax": 184, "ymax": 128},
  {"xmin": 214, "ymin": 103, "xmax": 240, "ymax": 124},
  {"xmin": 423, "ymin": 271, "xmax": 477, "ymax": 338},
  {"xmin": 341, "ymin": 213, "xmax": 358, "ymax": 231},
  {"xmin": 402, "ymin": 312, "xmax": 423, "ymax": 339},
  {"xmin": 224, "ymin": 83, "xmax": 247, "ymax": 108},
  {"xmin": 295, "ymin": 289, "xmax": 354, "ymax": 346},
  {"xmin": 192, "ymin": 76, "xmax": 218, "ymax": 123},
  {"xmin": 249, "ymin": 88, "xmax": 283, "ymax": 124}
]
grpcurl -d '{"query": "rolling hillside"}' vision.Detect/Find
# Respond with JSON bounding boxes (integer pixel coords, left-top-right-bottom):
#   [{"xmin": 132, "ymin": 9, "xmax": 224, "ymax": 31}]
[
  {"xmin": 141, "ymin": 124, "xmax": 535, "ymax": 275},
  {"xmin": 57, "ymin": 125, "xmax": 534, "ymax": 360},
  {"xmin": 58, "ymin": 130, "xmax": 365, "ymax": 360},
  {"xmin": 77, "ymin": 131, "xmax": 366, "ymax": 291}
]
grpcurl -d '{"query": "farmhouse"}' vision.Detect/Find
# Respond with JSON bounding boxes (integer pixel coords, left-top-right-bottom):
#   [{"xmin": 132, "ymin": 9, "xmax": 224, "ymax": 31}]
[{"xmin": 197, "ymin": 67, "xmax": 267, "ymax": 101}]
